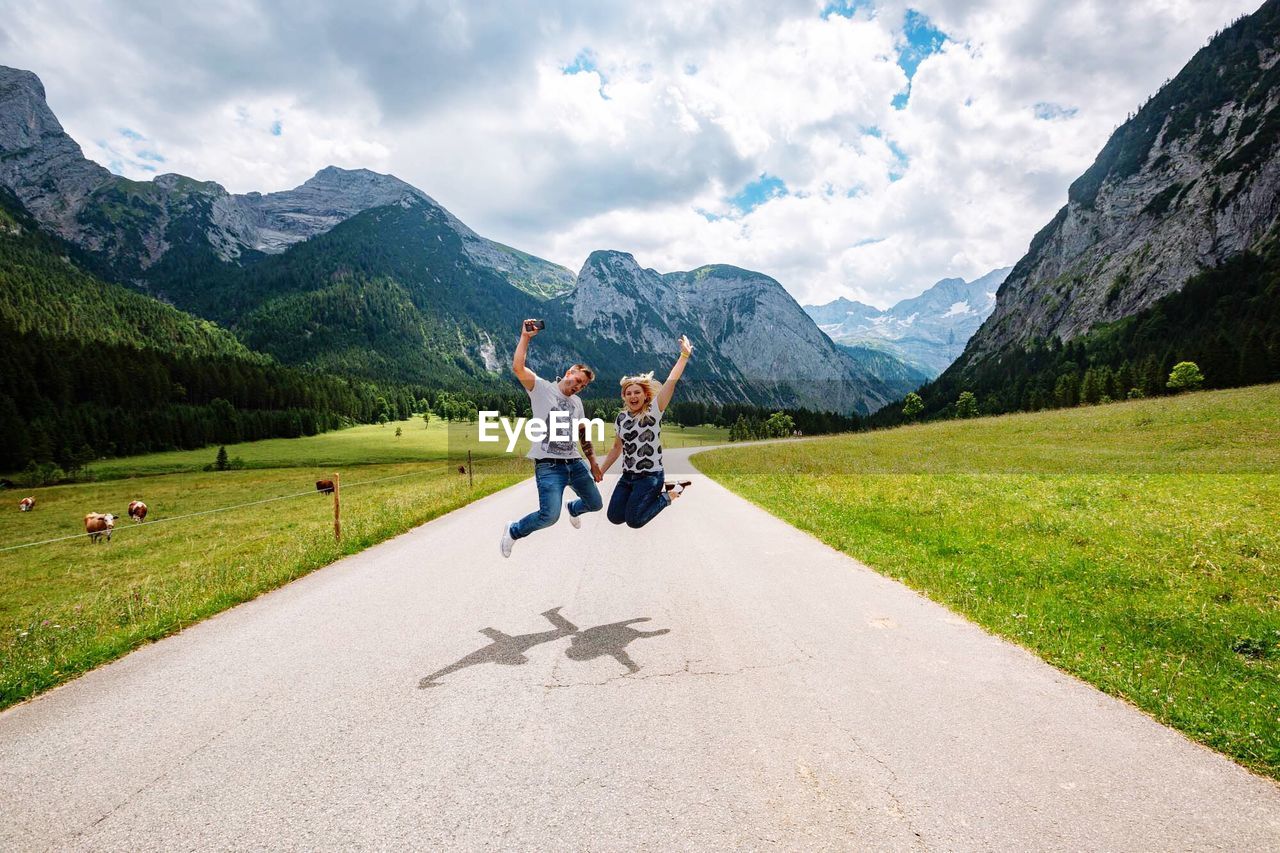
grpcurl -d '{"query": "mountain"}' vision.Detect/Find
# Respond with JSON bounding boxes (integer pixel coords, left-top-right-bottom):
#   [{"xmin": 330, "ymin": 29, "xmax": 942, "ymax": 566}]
[
  {"xmin": 0, "ymin": 186, "xmax": 412, "ymax": 472},
  {"xmin": 804, "ymin": 296, "xmax": 881, "ymax": 329},
  {"xmin": 566, "ymin": 252, "xmax": 901, "ymax": 413},
  {"xmin": 836, "ymin": 343, "xmax": 931, "ymax": 392},
  {"xmin": 0, "ymin": 64, "xmax": 893, "ymax": 415},
  {"xmin": 0, "ymin": 66, "xmax": 575, "ymax": 300},
  {"xmin": 910, "ymin": 1, "xmax": 1280, "ymax": 418},
  {"xmin": 804, "ymin": 267, "xmax": 1011, "ymax": 377}
]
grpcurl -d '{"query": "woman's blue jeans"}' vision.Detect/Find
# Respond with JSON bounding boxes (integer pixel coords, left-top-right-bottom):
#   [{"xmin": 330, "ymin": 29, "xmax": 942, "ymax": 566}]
[
  {"xmin": 510, "ymin": 459, "xmax": 603, "ymax": 540},
  {"xmin": 607, "ymin": 470, "xmax": 669, "ymax": 529}
]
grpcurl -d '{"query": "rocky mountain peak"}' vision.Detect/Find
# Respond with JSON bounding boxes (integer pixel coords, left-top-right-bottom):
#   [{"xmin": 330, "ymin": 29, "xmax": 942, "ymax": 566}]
[
  {"xmin": 223, "ymin": 166, "xmax": 433, "ymax": 253},
  {"xmin": 803, "ymin": 267, "xmax": 1011, "ymax": 378},
  {"xmin": 583, "ymin": 249, "xmax": 645, "ymax": 273},
  {"xmin": 963, "ymin": 0, "xmax": 1280, "ymax": 364},
  {"xmin": 0, "ymin": 65, "xmax": 112, "ymax": 238},
  {"xmin": 0, "ymin": 66, "xmax": 54, "ymax": 145}
]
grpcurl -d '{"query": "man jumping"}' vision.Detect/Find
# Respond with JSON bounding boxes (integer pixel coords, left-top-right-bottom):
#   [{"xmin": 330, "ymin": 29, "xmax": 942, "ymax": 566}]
[{"xmin": 501, "ymin": 319, "xmax": 603, "ymax": 558}]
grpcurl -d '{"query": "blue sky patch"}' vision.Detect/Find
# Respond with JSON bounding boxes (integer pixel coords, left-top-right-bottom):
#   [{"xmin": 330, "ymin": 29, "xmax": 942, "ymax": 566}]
[
  {"xmin": 137, "ymin": 150, "xmax": 165, "ymax": 162},
  {"xmin": 820, "ymin": 0, "xmax": 873, "ymax": 19},
  {"xmin": 893, "ymin": 9, "xmax": 947, "ymax": 109},
  {"xmin": 729, "ymin": 174, "xmax": 788, "ymax": 214},
  {"xmin": 563, "ymin": 49, "xmax": 598, "ymax": 75},
  {"xmin": 119, "ymin": 127, "xmax": 144, "ymax": 141},
  {"xmin": 562, "ymin": 49, "xmax": 609, "ymax": 99},
  {"xmin": 886, "ymin": 139, "xmax": 909, "ymax": 181},
  {"xmin": 1033, "ymin": 102, "xmax": 1078, "ymax": 120},
  {"xmin": 270, "ymin": 120, "xmax": 283, "ymax": 136}
]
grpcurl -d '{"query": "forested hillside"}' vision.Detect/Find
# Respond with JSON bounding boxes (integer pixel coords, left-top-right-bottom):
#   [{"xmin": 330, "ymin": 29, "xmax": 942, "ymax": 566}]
[{"xmin": 0, "ymin": 190, "xmax": 420, "ymax": 474}]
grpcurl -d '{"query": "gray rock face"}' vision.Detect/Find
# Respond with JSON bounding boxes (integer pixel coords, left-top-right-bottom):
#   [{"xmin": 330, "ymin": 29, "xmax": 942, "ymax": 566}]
[
  {"xmin": 0, "ymin": 66, "xmax": 114, "ymax": 239},
  {"xmin": 568, "ymin": 251, "xmax": 894, "ymax": 414},
  {"xmin": 804, "ymin": 296, "xmax": 881, "ymax": 330},
  {"xmin": 805, "ymin": 268, "xmax": 1010, "ymax": 377},
  {"xmin": 964, "ymin": 5, "xmax": 1280, "ymax": 365},
  {"xmin": 222, "ymin": 166, "xmax": 429, "ymax": 254},
  {"xmin": 0, "ymin": 65, "xmax": 574, "ymax": 297}
]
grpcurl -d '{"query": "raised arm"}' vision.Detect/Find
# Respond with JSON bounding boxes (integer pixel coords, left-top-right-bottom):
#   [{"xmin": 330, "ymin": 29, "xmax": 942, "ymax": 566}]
[
  {"xmin": 512, "ymin": 320, "xmax": 538, "ymax": 392},
  {"xmin": 657, "ymin": 334, "xmax": 693, "ymax": 412}
]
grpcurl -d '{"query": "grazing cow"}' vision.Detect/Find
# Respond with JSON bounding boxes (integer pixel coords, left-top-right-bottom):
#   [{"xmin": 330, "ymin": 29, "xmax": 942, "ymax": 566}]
[
  {"xmin": 315, "ymin": 479, "xmax": 335, "ymax": 494},
  {"xmin": 127, "ymin": 500, "xmax": 148, "ymax": 523},
  {"xmin": 19, "ymin": 497, "xmax": 35, "ymax": 512},
  {"xmin": 84, "ymin": 513, "xmax": 116, "ymax": 543}
]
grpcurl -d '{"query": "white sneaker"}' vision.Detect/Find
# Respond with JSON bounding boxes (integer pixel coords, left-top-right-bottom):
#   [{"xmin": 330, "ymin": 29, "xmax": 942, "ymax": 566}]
[
  {"xmin": 568, "ymin": 506, "xmax": 581, "ymax": 529},
  {"xmin": 500, "ymin": 524, "xmax": 515, "ymax": 558}
]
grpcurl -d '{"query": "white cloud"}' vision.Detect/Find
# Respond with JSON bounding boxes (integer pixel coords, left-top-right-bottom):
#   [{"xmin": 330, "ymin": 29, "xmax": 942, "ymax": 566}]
[{"xmin": 0, "ymin": 0, "xmax": 1263, "ymax": 308}]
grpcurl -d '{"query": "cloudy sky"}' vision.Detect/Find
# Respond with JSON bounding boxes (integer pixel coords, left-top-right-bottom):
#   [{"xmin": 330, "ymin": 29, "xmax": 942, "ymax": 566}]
[{"xmin": 0, "ymin": 0, "xmax": 1261, "ymax": 307}]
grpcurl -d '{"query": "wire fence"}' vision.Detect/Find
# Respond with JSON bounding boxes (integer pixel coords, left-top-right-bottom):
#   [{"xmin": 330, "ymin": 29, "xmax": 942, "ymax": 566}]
[{"xmin": 0, "ymin": 454, "xmax": 523, "ymax": 555}]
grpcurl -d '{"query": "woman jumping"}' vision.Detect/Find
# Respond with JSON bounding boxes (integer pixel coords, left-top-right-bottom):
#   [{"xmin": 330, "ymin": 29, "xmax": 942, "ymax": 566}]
[{"xmin": 599, "ymin": 335, "xmax": 694, "ymax": 528}]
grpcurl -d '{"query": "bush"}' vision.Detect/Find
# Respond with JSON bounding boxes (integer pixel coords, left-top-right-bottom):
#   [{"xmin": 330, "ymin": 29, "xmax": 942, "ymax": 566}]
[
  {"xmin": 1167, "ymin": 361, "xmax": 1205, "ymax": 392},
  {"xmin": 902, "ymin": 392, "xmax": 924, "ymax": 420},
  {"xmin": 20, "ymin": 461, "xmax": 66, "ymax": 486},
  {"xmin": 764, "ymin": 412, "xmax": 795, "ymax": 438},
  {"xmin": 955, "ymin": 391, "xmax": 979, "ymax": 419}
]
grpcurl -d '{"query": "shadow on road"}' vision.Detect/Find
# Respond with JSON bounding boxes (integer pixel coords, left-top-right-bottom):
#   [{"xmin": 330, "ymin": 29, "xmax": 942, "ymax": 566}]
[{"xmin": 418, "ymin": 607, "xmax": 671, "ymax": 688}]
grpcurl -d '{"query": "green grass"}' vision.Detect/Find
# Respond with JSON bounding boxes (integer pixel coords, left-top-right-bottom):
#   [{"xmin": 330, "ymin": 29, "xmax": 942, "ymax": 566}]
[
  {"xmin": 0, "ymin": 451, "xmax": 529, "ymax": 709},
  {"xmin": 82, "ymin": 418, "xmax": 728, "ymax": 479},
  {"xmin": 82, "ymin": 417, "xmax": 508, "ymax": 479},
  {"xmin": 694, "ymin": 384, "xmax": 1280, "ymax": 779}
]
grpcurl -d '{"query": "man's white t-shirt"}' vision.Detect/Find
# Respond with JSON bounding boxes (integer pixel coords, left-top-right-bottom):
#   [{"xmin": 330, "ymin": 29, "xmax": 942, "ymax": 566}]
[{"xmin": 525, "ymin": 374, "xmax": 585, "ymax": 460}]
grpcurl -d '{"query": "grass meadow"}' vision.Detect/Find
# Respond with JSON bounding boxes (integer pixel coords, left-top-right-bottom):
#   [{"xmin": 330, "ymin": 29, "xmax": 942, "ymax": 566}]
[
  {"xmin": 83, "ymin": 416, "xmax": 729, "ymax": 479},
  {"xmin": 0, "ymin": 415, "xmax": 728, "ymax": 708},
  {"xmin": 694, "ymin": 384, "xmax": 1280, "ymax": 779}
]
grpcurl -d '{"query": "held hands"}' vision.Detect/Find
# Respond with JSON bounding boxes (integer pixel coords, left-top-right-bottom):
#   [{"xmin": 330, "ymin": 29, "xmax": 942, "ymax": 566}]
[
  {"xmin": 591, "ymin": 461, "xmax": 604, "ymax": 483},
  {"xmin": 678, "ymin": 334, "xmax": 693, "ymax": 359}
]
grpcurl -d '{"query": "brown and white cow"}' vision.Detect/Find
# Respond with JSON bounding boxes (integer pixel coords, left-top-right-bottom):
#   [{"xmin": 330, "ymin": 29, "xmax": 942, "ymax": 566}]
[
  {"xmin": 18, "ymin": 497, "xmax": 34, "ymax": 512},
  {"xmin": 127, "ymin": 500, "xmax": 148, "ymax": 523},
  {"xmin": 84, "ymin": 513, "xmax": 116, "ymax": 543}
]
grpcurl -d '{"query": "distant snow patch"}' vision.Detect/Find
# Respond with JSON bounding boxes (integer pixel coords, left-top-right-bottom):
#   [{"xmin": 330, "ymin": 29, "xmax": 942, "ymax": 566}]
[{"xmin": 942, "ymin": 301, "xmax": 973, "ymax": 318}]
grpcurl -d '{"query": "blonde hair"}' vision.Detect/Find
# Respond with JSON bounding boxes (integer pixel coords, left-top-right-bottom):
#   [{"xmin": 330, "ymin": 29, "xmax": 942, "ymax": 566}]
[{"xmin": 619, "ymin": 371, "xmax": 661, "ymax": 413}]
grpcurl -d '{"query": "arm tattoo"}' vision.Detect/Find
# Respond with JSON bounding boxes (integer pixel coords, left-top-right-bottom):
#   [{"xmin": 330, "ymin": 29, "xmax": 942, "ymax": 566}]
[{"xmin": 576, "ymin": 422, "xmax": 595, "ymax": 461}]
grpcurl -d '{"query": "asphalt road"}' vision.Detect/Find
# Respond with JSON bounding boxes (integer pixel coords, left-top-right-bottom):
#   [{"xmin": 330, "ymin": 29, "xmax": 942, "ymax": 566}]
[{"xmin": 2, "ymin": 447, "xmax": 1278, "ymax": 851}]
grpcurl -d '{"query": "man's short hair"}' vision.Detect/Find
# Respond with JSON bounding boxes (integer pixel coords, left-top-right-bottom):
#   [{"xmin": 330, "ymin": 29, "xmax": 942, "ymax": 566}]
[{"xmin": 569, "ymin": 363, "xmax": 596, "ymax": 383}]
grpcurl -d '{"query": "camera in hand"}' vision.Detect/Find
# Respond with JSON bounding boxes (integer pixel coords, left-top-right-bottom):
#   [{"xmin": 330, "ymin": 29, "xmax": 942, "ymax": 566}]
[{"xmin": 524, "ymin": 319, "xmax": 546, "ymax": 332}]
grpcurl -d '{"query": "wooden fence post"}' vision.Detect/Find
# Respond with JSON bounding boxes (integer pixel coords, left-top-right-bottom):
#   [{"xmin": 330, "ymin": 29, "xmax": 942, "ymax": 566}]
[
  {"xmin": 467, "ymin": 451, "xmax": 474, "ymax": 488},
  {"xmin": 333, "ymin": 472, "xmax": 341, "ymax": 544}
]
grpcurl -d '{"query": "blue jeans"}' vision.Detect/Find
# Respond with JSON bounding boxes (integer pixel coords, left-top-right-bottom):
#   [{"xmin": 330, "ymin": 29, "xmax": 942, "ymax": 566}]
[
  {"xmin": 607, "ymin": 470, "xmax": 669, "ymax": 529},
  {"xmin": 510, "ymin": 459, "xmax": 603, "ymax": 540}
]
